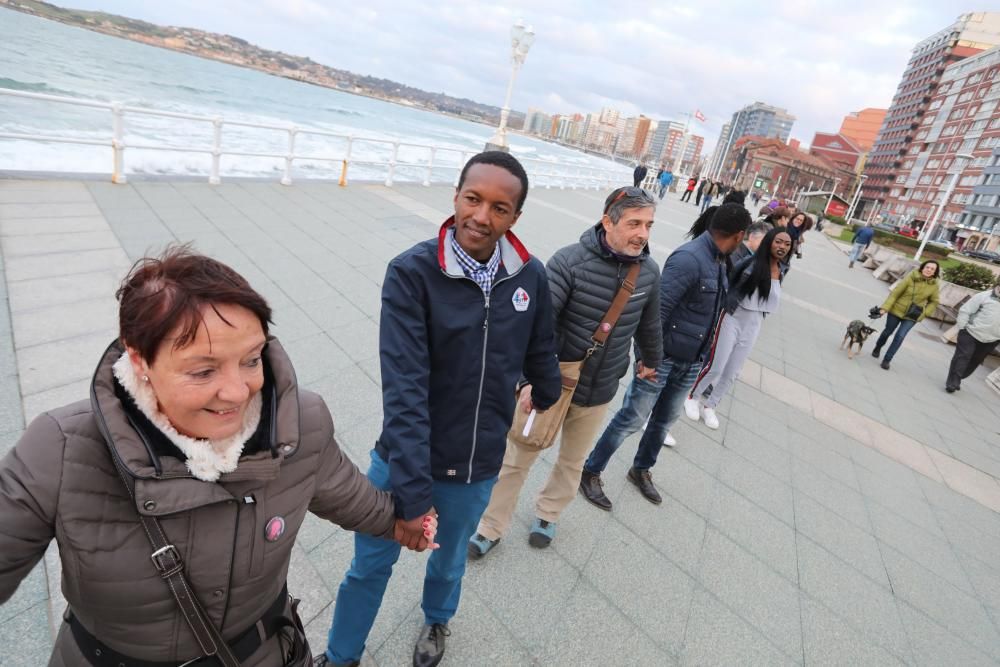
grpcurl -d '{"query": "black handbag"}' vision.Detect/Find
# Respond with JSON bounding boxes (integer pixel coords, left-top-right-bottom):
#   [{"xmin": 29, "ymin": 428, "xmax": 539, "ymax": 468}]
[{"xmin": 903, "ymin": 282, "xmax": 924, "ymax": 321}]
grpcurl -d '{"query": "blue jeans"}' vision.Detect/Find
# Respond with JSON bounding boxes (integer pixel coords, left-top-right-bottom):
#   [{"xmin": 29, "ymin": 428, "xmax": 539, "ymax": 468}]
[
  {"xmin": 848, "ymin": 242, "xmax": 867, "ymax": 262},
  {"xmin": 874, "ymin": 313, "xmax": 916, "ymax": 362},
  {"xmin": 700, "ymin": 195, "xmax": 714, "ymax": 213},
  {"xmin": 584, "ymin": 356, "xmax": 703, "ymax": 474},
  {"xmin": 325, "ymin": 450, "xmax": 497, "ymax": 663}
]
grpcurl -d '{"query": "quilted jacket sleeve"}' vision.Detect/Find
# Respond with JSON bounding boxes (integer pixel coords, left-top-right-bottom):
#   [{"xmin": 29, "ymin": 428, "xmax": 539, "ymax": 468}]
[
  {"xmin": 308, "ymin": 399, "xmax": 395, "ymax": 539},
  {"xmin": 636, "ymin": 263, "xmax": 663, "ymax": 368},
  {"xmin": 0, "ymin": 414, "xmax": 63, "ymax": 605}
]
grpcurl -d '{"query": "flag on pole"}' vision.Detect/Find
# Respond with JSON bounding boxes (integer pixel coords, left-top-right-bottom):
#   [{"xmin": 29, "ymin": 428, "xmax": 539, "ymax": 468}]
[{"xmin": 694, "ymin": 110, "xmax": 706, "ymax": 122}]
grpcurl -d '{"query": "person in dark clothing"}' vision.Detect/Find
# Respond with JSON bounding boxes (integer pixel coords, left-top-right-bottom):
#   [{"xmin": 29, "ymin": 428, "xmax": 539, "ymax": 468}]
[
  {"xmin": 322, "ymin": 152, "xmax": 562, "ymax": 667},
  {"xmin": 579, "ymin": 203, "xmax": 751, "ymax": 509},
  {"xmin": 633, "ymin": 163, "xmax": 648, "ymax": 187},
  {"xmin": 695, "ymin": 179, "xmax": 707, "ymax": 206},
  {"xmin": 470, "ymin": 186, "xmax": 662, "ymax": 556},
  {"xmin": 849, "ymin": 222, "xmax": 875, "ymax": 267}
]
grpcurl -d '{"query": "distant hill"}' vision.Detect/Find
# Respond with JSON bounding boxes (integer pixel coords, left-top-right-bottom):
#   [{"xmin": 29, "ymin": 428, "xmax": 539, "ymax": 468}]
[{"xmin": 0, "ymin": 0, "xmax": 523, "ymax": 127}]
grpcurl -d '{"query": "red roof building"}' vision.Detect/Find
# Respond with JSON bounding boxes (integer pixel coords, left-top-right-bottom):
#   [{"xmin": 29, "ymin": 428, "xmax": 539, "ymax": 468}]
[
  {"xmin": 723, "ymin": 136, "xmax": 856, "ymax": 200},
  {"xmin": 809, "ymin": 132, "xmax": 864, "ymax": 171}
]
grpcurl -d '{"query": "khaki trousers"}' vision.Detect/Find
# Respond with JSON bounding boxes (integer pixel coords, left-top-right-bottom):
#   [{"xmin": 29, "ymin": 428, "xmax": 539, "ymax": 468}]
[{"xmin": 477, "ymin": 402, "xmax": 609, "ymax": 541}]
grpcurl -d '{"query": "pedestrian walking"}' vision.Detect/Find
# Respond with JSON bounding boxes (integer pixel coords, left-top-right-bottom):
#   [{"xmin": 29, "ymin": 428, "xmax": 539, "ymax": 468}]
[
  {"xmin": 321, "ymin": 152, "xmax": 562, "ymax": 667},
  {"xmin": 787, "ymin": 211, "xmax": 810, "ymax": 258},
  {"xmin": 0, "ymin": 247, "xmax": 424, "ymax": 667},
  {"xmin": 685, "ymin": 228, "xmax": 791, "ymax": 428},
  {"xmin": 695, "ymin": 178, "xmax": 707, "ymax": 206},
  {"xmin": 872, "ymin": 260, "xmax": 941, "ymax": 370},
  {"xmin": 578, "ymin": 203, "xmax": 751, "ymax": 509},
  {"xmin": 945, "ymin": 282, "xmax": 1000, "ymax": 392},
  {"xmin": 469, "ymin": 186, "xmax": 662, "ymax": 557},
  {"xmin": 700, "ymin": 180, "xmax": 720, "ymax": 213},
  {"xmin": 658, "ymin": 168, "xmax": 673, "ymax": 200},
  {"xmin": 848, "ymin": 222, "xmax": 875, "ymax": 267},
  {"xmin": 681, "ymin": 176, "xmax": 697, "ymax": 202},
  {"xmin": 633, "ymin": 163, "xmax": 648, "ymax": 188}
]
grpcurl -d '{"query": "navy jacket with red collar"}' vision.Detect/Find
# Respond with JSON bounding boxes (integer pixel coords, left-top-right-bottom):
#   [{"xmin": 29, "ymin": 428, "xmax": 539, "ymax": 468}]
[{"xmin": 374, "ymin": 218, "xmax": 562, "ymax": 519}]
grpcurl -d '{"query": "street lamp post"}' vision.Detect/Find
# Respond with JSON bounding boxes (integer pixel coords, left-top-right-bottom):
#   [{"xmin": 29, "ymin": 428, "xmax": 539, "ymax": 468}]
[
  {"xmin": 914, "ymin": 153, "xmax": 973, "ymax": 261},
  {"xmin": 844, "ymin": 174, "xmax": 867, "ymax": 222},
  {"xmin": 825, "ymin": 178, "xmax": 841, "ymax": 216},
  {"xmin": 485, "ymin": 20, "xmax": 535, "ymax": 152}
]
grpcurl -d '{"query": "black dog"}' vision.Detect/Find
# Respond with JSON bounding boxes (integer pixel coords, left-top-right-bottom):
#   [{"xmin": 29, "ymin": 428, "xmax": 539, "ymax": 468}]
[{"xmin": 841, "ymin": 320, "xmax": 877, "ymax": 359}]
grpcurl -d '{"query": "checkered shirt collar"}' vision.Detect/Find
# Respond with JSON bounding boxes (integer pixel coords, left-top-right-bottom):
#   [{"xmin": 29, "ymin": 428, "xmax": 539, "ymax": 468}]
[{"xmin": 451, "ymin": 233, "xmax": 501, "ymax": 294}]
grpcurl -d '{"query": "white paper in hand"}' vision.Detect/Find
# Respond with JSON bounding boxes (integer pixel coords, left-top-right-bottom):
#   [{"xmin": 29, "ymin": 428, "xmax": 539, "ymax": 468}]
[{"xmin": 521, "ymin": 409, "xmax": 537, "ymax": 437}]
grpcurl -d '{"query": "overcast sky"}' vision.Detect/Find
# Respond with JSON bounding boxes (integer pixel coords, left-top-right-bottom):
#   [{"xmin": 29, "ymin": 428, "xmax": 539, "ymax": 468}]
[{"xmin": 63, "ymin": 1, "xmax": 968, "ymax": 151}]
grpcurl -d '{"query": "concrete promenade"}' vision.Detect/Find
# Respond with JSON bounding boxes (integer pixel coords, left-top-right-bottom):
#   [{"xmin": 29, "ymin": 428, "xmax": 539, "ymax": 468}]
[{"xmin": 1, "ymin": 178, "xmax": 1000, "ymax": 665}]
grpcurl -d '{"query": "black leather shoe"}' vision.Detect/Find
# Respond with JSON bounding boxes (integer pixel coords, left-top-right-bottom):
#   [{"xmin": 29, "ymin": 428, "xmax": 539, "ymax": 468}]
[
  {"xmin": 946, "ymin": 386, "xmax": 957, "ymax": 393},
  {"xmin": 413, "ymin": 623, "xmax": 449, "ymax": 667},
  {"xmin": 627, "ymin": 467, "xmax": 662, "ymax": 505},
  {"xmin": 313, "ymin": 654, "xmax": 359, "ymax": 667},
  {"xmin": 871, "ymin": 347, "xmax": 881, "ymax": 358},
  {"xmin": 579, "ymin": 470, "xmax": 612, "ymax": 511},
  {"xmin": 880, "ymin": 360, "xmax": 890, "ymax": 370}
]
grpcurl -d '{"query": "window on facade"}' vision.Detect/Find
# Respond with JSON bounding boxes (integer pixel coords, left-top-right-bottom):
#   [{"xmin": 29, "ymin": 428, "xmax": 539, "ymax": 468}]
[
  {"xmin": 904, "ymin": 159, "xmax": 916, "ymax": 168},
  {"xmin": 935, "ymin": 175, "xmax": 944, "ymax": 185},
  {"xmin": 978, "ymin": 87, "xmax": 988, "ymax": 99},
  {"xmin": 949, "ymin": 109, "xmax": 964, "ymax": 121},
  {"xmin": 973, "ymin": 119, "xmax": 988, "ymax": 130},
  {"xmin": 918, "ymin": 175, "xmax": 932, "ymax": 184},
  {"xmin": 968, "ymin": 105, "xmax": 980, "ymax": 117},
  {"xmin": 991, "ymin": 117, "xmax": 1000, "ymax": 130},
  {"xmin": 896, "ymin": 174, "xmax": 907, "ymax": 184},
  {"xmin": 927, "ymin": 159, "xmax": 941, "ymax": 169},
  {"xmin": 928, "ymin": 99, "xmax": 943, "ymax": 110},
  {"xmin": 941, "ymin": 125, "xmax": 957, "ymax": 136},
  {"xmin": 958, "ymin": 92, "xmax": 974, "ymax": 103},
  {"xmin": 890, "ymin": 188, "xmax": 902, "ymax": 197},
  {"xmin": 913, "ymin": 190, "xmax": 925, "ymax": 200},
  {"xmin": 968, "ymin": 72, "xmax": 984, "ymax": 85}
]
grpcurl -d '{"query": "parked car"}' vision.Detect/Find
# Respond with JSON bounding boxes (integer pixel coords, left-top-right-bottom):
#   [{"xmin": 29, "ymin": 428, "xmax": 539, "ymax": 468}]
[
  {"xmin": 898, "ymin": 227, "xmax": 919, "ymax": 238},
  {"xmin": 873, "ymin": 223, "xmax": 899, "ymax": 233},
  {"xmin": 927, "ymin": 239, "xmax": 955, "ymax": 251},
  {"xmin": 961, "ymin": 249, "xmax": 1000, "ymax": 263}
]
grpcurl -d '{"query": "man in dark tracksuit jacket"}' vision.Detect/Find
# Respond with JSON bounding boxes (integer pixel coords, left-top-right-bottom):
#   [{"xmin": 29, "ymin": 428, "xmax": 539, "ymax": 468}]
[
  {"xmin": 323, "ymin": 152, "xmax": 561, "ymax": 667},
  {"xmin": 471, "ymin": 186, "xmax": 663, "ymax": 555},
  {"xmin": 580, "ymin": 203, "xmax": 751, "ymax": 508}
]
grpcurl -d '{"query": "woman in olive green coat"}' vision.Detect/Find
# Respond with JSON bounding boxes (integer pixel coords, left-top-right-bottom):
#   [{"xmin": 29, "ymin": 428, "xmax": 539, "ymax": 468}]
[{"xmin": 872, "ymin": 260, "xmax": 941, "ymax": 369}]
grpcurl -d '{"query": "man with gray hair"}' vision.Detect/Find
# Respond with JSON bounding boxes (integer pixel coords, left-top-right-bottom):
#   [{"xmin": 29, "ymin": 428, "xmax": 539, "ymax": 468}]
[
  {"xmin": 469, "ymin": 186, "xmax": 663, "ymax": 556},
  {"xmin": 729, "ymin": 220, "xmax": 772, "ymax": 266}
]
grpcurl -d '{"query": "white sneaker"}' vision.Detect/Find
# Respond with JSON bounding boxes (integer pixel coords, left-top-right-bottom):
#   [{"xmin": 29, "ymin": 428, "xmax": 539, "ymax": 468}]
[
  {"xmin": 683, "ymin": 398, "xmax": 701, "ymax": 421},
  {"xmin": 663, "ymin": 432, "xmax": 677, "ymax": 447},
  {"xmin": 702, "ymin": 407, "xmax": 720, "ymax": 430}
]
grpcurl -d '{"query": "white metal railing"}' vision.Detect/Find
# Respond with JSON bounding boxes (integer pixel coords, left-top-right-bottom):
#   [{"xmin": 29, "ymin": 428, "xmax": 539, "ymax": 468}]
[{"xmin": 0, "ymin": 88, "xmax": 627, "ymax": 189}]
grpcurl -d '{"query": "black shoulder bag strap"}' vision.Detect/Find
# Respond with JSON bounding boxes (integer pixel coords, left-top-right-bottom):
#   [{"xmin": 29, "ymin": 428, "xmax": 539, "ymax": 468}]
[{"xmin": 106, "ymin": 447, "xmax": 241, "ymax": 666}]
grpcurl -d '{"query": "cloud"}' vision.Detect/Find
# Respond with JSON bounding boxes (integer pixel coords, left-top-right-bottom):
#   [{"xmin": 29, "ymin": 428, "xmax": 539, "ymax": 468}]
[{"xmin": 67, "ymin": 0, "xmax": 965, "ymax": 152}]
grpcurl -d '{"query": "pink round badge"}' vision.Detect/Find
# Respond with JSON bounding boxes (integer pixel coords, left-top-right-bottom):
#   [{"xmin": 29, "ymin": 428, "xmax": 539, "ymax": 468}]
[
  {"xmin": 264, "ymin": 516, "xmax": 285, "ymax": 542},
  {"xmin": 601, "ymin": 323, "xmax": 612, "ymax": 332}
]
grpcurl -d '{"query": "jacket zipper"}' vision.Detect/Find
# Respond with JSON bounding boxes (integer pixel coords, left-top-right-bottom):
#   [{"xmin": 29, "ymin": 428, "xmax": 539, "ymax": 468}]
[{"xmin": 468, "ymin": 293, "xmax": 490, "ymax": 483}]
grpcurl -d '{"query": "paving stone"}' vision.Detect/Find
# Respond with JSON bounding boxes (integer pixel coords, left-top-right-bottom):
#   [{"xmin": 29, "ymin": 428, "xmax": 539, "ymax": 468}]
[
  {"xmin": 895, "ymin": 601, "xmax": 997, "ymax": 667},
  {"xmin": 533, "ymin": 581, "xmax": 671, "ymax": 667},
  {"xmin": 4, "ymin": 247, "xmax": 132, "ymax": 282},
  {"xmin": 794, "ymin": 490, "xmax": 890, "ymax": 588},
  {"xmin": 791, "ymin": 458, "xmax": 872, "ymax": 532},
  {"xmin": 709, "ymin": 483, "xmax": 798, "ymax": 584},
  {"xmin": 696, "ymin": 529, "xmax": 802, "ymax": 659},
  {"xmin": 0, "ymin": 602, "xmax": 53, "ymax": 667},
  {"xmin": 0, "ymin": 428, "xmax": 23, "ymax": 457},
  {"xmin": 6, "ymin": 271, "xmax": 120, "ymax": 313},
  {"xmin": 21, "ymin": 378, "xmax": 91, "ymax": 424},
  {"xmin": 307, "ymin": 366, "xmax": 382, "ymax": 433},
  {"xmin": 795, "ymin": 535, "xmax": 912, "ymax": 661},
  {"xmin": 800, "ymin": 596, "xmax": 907, "ymax": 666},
  {"xmin": 11, "ymin": 297, "xmax": 117, "ymax": 349},
  {"xmin": 0, "ymin": 377, "xmax": 25, "ymax": 433},
  {"xmin": 0, "ymin": 229, "xmax": 121, "ymax": 257},
  {"xmin": 880, "ymin": 543, "xmax": 1000, "ymax": 660},
  {"xmin": 866, "ymin": 502, "xmax": 974, "ymax": 594},
  {"xmin": 722, "ymin": 422, "xmax": 792, "ymax": 483},
  {"xmin": 615, "ymin": 477, "xmax": 708, "ymax": 575},
  {"xmin": 679, "ymin": 587, "xmax": 798, "ymax": 666},
  {"xmin": 0, "ymin": 561, "xmax": 48, "ymax": 625},
  {"xmin": 717, "ymin": 447, "xmax": 794, "ymax": 526},
  {"xmin": 15, "ymin": 330, "xmax": 115, "ymax": 396}
]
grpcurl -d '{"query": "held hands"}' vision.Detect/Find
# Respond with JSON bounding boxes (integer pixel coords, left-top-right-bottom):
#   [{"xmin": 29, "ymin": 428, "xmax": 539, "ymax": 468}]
[
  {"xmin": 636, "ymin": 361, "xmax": 657, "ymax": 381},
  {"xmin": 394, "ymin": 508, "xmax": 440, "ymax": 552}
]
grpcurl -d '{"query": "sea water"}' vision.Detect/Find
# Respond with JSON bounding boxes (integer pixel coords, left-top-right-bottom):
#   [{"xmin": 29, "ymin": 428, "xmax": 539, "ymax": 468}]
[{"xmin": 0, "ymin": 9, "xmax": 625, "ymax": 183}]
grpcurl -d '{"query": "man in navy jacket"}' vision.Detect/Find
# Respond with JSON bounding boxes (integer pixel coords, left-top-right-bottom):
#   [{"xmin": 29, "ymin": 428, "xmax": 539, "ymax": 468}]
[
  {"xmin": 321, "ymin": 152, "xmax": 561, "ymax": 667},
  {"xmin": 580, "ymin": 203, "xmax": 750, "ymax": 508}
]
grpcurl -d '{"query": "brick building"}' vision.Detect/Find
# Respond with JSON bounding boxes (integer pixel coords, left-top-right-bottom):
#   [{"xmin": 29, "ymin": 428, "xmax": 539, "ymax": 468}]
[
  {"xmin": 859, "ymin": 12, "xmax": 1000, "ymax": 219},
  {"xmin": 838, "ymin": 108, "xmax": 887, "ymax": 152},
  {"xmin": 809, "ymin": 132, "xmax": 864, "ymax": 171},
  {"xmin": 875, "ymin": 44, "xmax": 1000, "ymax": 244},
  {"xmin": 727, "ymin": 136, "xmax": 855, "ymax": 200}
]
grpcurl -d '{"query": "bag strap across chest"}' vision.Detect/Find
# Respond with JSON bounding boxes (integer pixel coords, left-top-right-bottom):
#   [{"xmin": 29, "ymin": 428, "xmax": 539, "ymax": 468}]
[{"xmin": 587, "ymin": 261, "xmax": 642, "ymax": 353}]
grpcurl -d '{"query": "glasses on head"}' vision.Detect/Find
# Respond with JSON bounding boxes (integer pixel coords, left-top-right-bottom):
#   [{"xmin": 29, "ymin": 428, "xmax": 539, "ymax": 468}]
[{"xmin": 605, "ymin": 186, "xmax": 646, "ymax": 213}]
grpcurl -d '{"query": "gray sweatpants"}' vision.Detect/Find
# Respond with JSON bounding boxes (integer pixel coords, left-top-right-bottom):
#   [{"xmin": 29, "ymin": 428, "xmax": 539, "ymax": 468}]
[{"xmin": 694, "ymin": 306, "xmax": 764, "ymax": 408}]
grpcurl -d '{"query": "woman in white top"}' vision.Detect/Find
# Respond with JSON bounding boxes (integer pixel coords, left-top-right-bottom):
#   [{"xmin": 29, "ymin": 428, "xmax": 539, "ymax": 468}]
[{"xmin": 685, "ymin": 228, "xmax": 792, "ymax": 429}]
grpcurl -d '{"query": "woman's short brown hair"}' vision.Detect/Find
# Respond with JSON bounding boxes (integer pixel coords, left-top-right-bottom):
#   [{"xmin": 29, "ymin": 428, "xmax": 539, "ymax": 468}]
[{"xmin": 117, "ymin": 245, "xmax": 272, "ymax": 363}]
